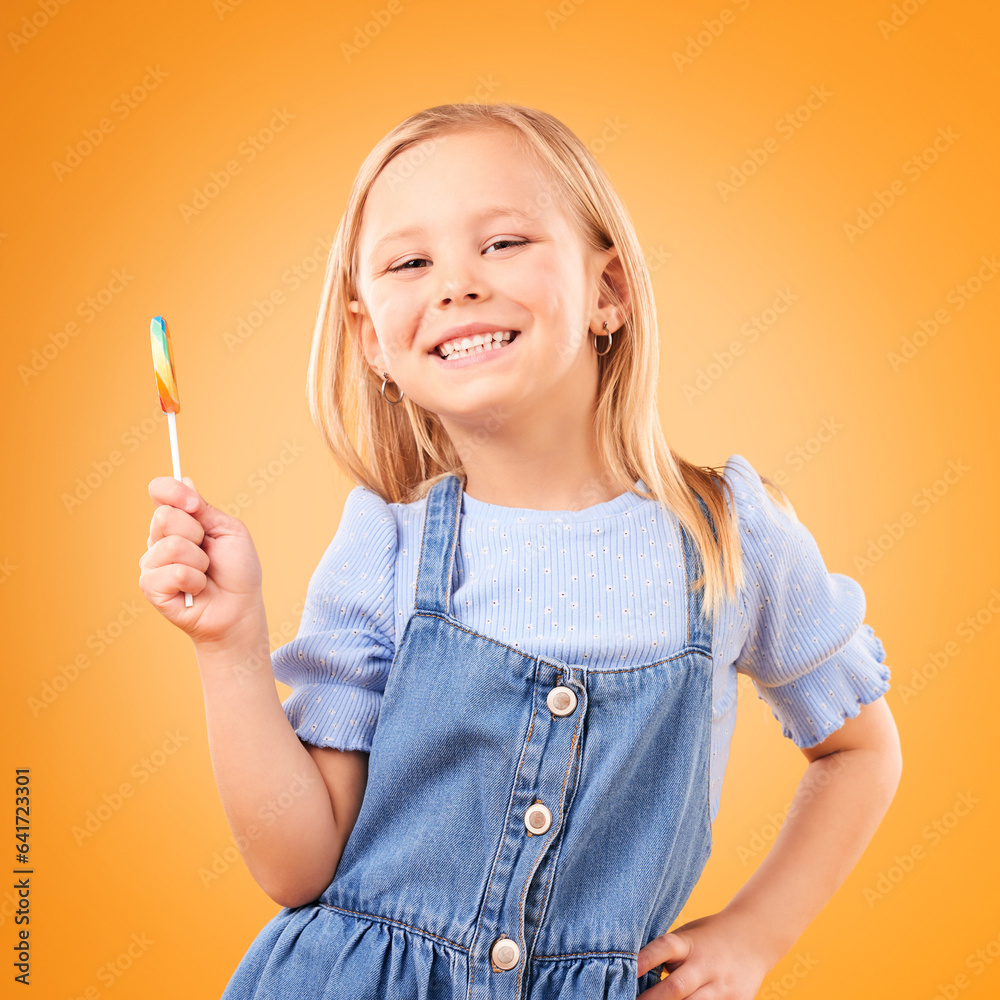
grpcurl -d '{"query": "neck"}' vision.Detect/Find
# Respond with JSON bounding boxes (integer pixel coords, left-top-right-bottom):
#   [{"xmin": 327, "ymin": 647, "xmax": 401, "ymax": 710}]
[{"xmin": 440, "ymin": 405, "xmax": 625, "ymax": 512}]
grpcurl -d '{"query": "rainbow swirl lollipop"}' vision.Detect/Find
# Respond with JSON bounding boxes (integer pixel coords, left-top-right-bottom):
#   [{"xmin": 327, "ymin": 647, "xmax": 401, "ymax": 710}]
[
  {"xmin": 150, "ymin": 316, "xmax": 180, "ymax": 414},
  {"xmin": 149, "ymin": 316, "xmax": 193, "ymax": 607}
]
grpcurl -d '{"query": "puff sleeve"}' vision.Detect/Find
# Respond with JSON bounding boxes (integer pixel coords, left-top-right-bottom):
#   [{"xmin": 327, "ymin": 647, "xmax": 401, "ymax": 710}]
[
  {"xmin": 725, "ymin": 454, "xmax": 891, "ymax": 749},
  {"xmin": 272, "ymin": 486, "xmax": 398, "ymax": 752}
]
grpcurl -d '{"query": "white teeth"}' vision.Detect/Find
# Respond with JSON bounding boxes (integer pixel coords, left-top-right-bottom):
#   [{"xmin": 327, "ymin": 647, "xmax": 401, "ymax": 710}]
[{"xmin": 438, "ymin": 330, "xmax": 516, "ymax": 359}]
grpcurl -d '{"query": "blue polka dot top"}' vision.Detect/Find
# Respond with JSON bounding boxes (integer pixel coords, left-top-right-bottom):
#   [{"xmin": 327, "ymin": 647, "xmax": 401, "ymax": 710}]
[{"xmin": 274, "ymin": 453, "xmax": 891, "ymax": 823}]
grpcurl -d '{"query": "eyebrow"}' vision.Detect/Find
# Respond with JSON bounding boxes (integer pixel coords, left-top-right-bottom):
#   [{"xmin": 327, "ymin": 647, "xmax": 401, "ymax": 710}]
[{"xmin": 367, "ymin": 205, "xmax": 539, "ymax": 260}]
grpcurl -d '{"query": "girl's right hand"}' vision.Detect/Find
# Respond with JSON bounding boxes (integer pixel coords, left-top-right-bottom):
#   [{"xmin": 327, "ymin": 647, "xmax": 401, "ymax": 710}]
[{"xmin": 139, "ymin": 476, "xmax": 266, "ymax": 648}]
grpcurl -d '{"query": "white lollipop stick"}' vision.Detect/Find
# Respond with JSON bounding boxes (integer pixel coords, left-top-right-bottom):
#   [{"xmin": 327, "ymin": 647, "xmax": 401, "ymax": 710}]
[{"xmin": 166, "ymin": 412, "xmax": 193, "ymax": 607}]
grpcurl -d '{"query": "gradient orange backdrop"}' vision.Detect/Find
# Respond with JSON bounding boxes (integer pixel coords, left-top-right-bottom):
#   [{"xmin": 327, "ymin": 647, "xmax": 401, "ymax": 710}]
[{"xmin": 3, "ymin": 0, "xmax": 998, "ymax": 997}]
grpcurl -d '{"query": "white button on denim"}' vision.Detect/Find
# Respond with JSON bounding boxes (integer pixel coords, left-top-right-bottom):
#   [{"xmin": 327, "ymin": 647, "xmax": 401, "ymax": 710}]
[
  {"xmin": 225, "ymin": 472, "xmax": 743, "ymax": 996},
  {"xmin": 524, "ymin": 802, "xmax": 552, "ymax": 835},
  {"xmin": 547, "ymin": 686, "xmax": 577, "ymax": 716},
  {"xmin": 491, "ymin": 937, "xmax": 520, "ymax": 970}
]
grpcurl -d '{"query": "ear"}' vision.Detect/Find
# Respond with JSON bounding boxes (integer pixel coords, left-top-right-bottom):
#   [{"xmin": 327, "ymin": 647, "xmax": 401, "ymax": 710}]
[
  {"xmin": 593, "ymin": 246, "xmax": 631, "ymax": 331},
  {"xmin": 349, "ymin": 299, "xmax": 388, "ymax": 373}
]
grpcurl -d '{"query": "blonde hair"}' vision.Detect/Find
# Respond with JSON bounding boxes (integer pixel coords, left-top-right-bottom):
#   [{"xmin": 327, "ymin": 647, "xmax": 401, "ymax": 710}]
[{"xmin": 306, "ymin": 101, "xmax": 781, "ymax": 623}]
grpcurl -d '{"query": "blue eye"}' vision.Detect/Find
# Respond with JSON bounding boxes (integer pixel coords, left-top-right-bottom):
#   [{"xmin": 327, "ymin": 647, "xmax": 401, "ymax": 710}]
[{"xmin": 386, "ymin": 239, "xmax": 528, "ymax": 274}]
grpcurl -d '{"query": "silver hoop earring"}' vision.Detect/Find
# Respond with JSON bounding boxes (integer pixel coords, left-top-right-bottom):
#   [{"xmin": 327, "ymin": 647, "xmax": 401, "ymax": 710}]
[
  {"xmin": 380, "ymin": 371, "xmax": 404, "ymax": 404},
  {"xmin": 593, "ymin": 320, "xmax": 613, "ymax": 356}
]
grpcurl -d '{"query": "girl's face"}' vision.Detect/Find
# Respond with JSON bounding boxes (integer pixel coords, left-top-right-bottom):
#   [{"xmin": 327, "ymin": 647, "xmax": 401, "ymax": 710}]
[{"xmin": 350, "ymin": 127, "xmax": 622, "ymax": 435}]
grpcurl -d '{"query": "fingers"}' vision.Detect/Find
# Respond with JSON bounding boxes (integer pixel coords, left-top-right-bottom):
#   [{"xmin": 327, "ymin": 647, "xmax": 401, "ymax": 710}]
[
  {"xmin": 637, "ymin": 971, "xmax": 709, "ymax": 1000},
  {"xmin": 139, "ymin": 534, "xmax": 210, "ymax": 608},
  {"xmin": 139, "ymin": 562, "xmax": 208, "ymax": 607},
  {"xmin": 148, "ymin": 475, "xmax": 241, "ymax": 537},
  {"xmin": 143, "ymin": 480, "xmax": 212, "ymax": 610},
  {"xmin": 147, "ymin": 502, "xmax": 206, "ymax": 549},
  {"xmin": 637, "ymin": 931, "xmax": 691, "ymax": 978},
  {"xmin": 149, "ymin": 475, "xmax": 200, "ymax": 515},
  {"xmin": 140, "ymin": 533, "xmax": 210, "ymax": 576}
]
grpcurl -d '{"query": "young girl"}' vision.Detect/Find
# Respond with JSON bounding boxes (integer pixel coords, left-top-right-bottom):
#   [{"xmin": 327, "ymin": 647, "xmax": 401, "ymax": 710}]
[{"xmin": 139, "ymin": 102, "xmax": 902, "ymax": 999}]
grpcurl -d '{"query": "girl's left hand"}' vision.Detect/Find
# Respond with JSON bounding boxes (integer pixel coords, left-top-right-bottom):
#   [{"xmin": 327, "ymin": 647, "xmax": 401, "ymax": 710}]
[{"xmin": 636, "ymin": 910, "xmax": 772, "ymax": 999}]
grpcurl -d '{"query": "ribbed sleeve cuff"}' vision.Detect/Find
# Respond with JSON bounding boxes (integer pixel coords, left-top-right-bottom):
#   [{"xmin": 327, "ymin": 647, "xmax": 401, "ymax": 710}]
[
  {"xmin": 281, "ymin": 683, "xmax": 380, "ymax": 752},
  {"xmin": 752, "ymin": 624, "xmax": 891, "ymax": 749}
]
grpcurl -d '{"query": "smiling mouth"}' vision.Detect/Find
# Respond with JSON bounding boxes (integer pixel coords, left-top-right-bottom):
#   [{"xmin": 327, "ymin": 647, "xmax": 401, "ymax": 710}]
[{"xmin": 435, "ymin": 330, "xmax": 519, "ymax": 359}]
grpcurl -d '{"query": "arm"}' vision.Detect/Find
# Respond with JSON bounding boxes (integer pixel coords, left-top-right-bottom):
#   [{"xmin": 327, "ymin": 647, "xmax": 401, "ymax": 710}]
[
  {"xmin": 722, "ymin": 694, "xmax": 902, "ymax": 962},
  {"xmin": 196, "ymin": 627, "xmax": 370, "ymax": 909},
  {"xmin": 637, "ymin": 695, "xmax": 902, "ymax": 996},
  {"xmin": 139, "ymin": 475, "xmax": 370, "ymax": 910}
]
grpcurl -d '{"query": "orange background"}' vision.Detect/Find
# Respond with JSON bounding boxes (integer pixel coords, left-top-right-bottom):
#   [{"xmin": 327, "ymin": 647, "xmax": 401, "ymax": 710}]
[{"xmin": 3, "ymin": 0, "xmax": 998, "ymax": 996}]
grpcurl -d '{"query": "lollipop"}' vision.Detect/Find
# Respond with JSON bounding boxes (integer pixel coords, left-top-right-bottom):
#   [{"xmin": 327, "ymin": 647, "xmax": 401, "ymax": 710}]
[{"xmin": 149, "ymin": 316, "xmax": 193, "ymax": 607}]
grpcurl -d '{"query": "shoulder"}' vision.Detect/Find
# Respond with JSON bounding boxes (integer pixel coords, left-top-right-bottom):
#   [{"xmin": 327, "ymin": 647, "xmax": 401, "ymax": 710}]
[
  {"xmin": 718, "ymin": 453, "xmax": 853, "ymax": 645},
  {"xmin": 720, "ymin": 453, "xmax": 799, "ymax": 526},
  {"xmin": 718, "ymin": 452, "xmax": 829, "ymax": 600},
  {"xmin": 320, "ymin": 485, "xmax": 401, "ymax": 562},
  {"xmin": 274, "ymin": 486, "xmax": 401, "ymax": 683},
  {"xmin": 274, "ymin": 485, "xmax": 404, "ymax": 750},
  {"xmin": 720, "ymin": 454, "xmax": 868, "ymax": 668},
  {"xmin": 340, "ymin": 484, "xmax": 401, "ymax": 534},
  {"xmin": 301, "ymin": 486, "xmax": 403, "ymax": 612}
]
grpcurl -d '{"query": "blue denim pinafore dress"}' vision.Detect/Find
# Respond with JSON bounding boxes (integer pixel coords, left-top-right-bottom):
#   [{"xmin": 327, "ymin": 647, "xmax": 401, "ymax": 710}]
[{"xmin": 223, "ymin": 473, "xmax": 716, "ymax": 999}]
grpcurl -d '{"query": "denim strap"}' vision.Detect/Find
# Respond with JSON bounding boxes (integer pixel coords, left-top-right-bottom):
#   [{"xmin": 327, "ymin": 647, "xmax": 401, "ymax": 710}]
[
  {"xmin": 682, "ymin": 491, "xmax": 717, "ymax": 652},
  {"xmin": 413, "ymin": 473, "xmax": 463, "ymax": 615}
]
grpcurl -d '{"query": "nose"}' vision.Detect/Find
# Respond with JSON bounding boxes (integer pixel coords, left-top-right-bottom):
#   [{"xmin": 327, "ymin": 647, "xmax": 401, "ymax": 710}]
[
  {"xmin": 438, "ymin": 281, "xmax": 480, "ymax": 307},
  {"xmin": 435, "ymin": 254, "xmax": 484, "ymax": 307}
]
